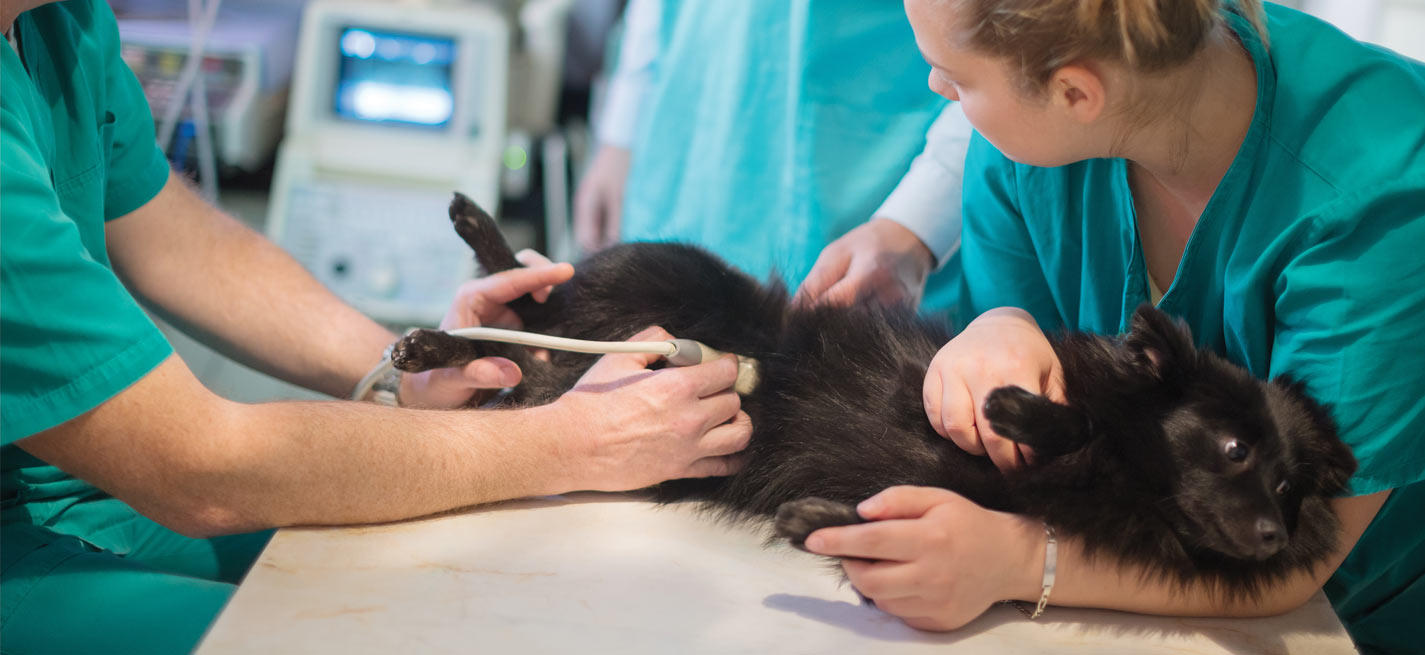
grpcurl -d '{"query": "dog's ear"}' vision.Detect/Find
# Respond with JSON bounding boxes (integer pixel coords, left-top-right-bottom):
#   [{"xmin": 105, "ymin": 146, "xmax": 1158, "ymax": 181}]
[
  {"xmin": 1125, "ymin": 304, "xmax": 1197, "ymax": 378},
  {"xmin": 1272, "ymin": 376, "xmax": 1357, "ymax": 495},
  {"xmin": 1310, "ymin": 432, "xmax": 1358, "ymax": 496}
]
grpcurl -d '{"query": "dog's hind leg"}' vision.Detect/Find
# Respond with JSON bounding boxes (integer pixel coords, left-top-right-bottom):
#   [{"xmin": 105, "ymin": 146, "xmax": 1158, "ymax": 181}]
[
  {"xmin": 449, "ymin": 192, "xmax": 521, "ymax": 273},
  {"xmin": 982, "ymin": 386, "xmax": 1090, "ymax": 456},
  {"xmin": 774, "ymin": 497, "xmax": 866, "ymax": 551},
  {"xmin": 775, "ymin": 498, "xmax": 878, "ymax": 607},
  {"xmin": 447, "ymin": 192, "xmax": 555, "ymax": 326}
]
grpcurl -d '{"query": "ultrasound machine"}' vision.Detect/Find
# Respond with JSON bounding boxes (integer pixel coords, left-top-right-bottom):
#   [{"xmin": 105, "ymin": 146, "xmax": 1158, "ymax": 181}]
[{"xmin": 267, "ymin": 0, "xmax": 572, "ymax": 326}]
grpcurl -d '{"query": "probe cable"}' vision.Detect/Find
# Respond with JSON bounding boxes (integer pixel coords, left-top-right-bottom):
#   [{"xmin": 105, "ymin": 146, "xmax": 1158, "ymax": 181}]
[{"xmin": 351, "ymin": 327, "xmax": 759, "ymax": 402}]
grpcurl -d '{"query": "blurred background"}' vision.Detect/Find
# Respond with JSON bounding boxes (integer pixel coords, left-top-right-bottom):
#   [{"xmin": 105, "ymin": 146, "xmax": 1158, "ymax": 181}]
[{"xmin": 107, "ymin": 0, "xmax": 1425, "ymax": 402}]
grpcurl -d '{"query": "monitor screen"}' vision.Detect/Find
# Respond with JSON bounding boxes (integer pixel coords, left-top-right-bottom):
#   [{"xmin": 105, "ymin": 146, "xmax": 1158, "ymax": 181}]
[{"xmin": 333, "ymin": 27, "xmax": 456, "ymax": 128}]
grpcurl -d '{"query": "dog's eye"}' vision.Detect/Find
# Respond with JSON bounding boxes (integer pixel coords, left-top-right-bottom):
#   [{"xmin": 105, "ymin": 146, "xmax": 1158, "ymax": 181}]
[
  {"xmin": 1224, "ymin": 440, "xmax": 1250, "ymax": 462},
  {"xmin": 1275, "ymin": 479, "xmax": 1291, "ymax": 495}
]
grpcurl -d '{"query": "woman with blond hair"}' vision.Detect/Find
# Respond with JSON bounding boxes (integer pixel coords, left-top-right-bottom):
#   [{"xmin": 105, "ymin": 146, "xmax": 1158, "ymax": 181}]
[{"xmin": 802, "ymin": 2, "xmax": 1423, "ymax": 652}]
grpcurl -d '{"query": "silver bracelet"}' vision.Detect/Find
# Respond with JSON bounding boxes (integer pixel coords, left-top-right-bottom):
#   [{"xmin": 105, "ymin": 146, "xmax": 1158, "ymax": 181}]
[{"xmin": 1030, "ymin": 523, "xmax": 1057, "ymax": 619}]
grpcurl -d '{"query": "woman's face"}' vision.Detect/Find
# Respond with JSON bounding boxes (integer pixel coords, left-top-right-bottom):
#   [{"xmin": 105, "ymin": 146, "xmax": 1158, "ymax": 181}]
[{"xmin": 904, "ymin": 0, "xmax": 1085, "ymax": 167}]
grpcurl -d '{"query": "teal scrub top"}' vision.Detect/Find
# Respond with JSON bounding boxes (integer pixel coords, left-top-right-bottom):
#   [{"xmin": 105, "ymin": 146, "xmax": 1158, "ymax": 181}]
[
  {"xmin": 958, "ymin": 5, "xmax": 1423, "ymax": 652},
  {"xmin": 1, "ymin": 1, "xmax": 173, "ymax": 534},
  {"xmin": 620, "ymin": 0, "xmax": 961, "ymax": 312}
]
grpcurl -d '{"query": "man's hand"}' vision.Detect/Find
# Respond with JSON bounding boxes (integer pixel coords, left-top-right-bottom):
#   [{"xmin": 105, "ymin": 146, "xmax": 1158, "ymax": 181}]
[
  {"xmin": 400, "ymin": 251, "xmax": 574, "ymax": 408},
  {"xmin": 545, "ymin": 326, "xmax": 753, "ymax": 492},
  {"xmin": 573, "ymin": 145, "xmax": 633, "ymax": 254},
  {"xmin": 923, "ymin": 307, "xmax": 1064, "ymax": 472},
  {"xmin": 804, "ymin": 486, "xmax": 1044, "ymax": 631},
  {"xmin": 795, "ymin": 218, "xmax": 935, "ymax": 308}
]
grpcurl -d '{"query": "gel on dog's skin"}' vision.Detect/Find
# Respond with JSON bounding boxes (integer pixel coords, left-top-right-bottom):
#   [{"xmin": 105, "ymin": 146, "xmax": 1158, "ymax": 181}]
[{"xmin": 395, "ymin": 193, "xmax": 1357, "ymax": 600}]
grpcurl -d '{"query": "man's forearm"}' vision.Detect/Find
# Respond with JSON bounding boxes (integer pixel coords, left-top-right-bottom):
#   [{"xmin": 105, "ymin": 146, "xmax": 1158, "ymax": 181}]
[
  {"xmin": 26, "ymin": 356, "xmax": 584, "ymax": 537},
  {"xmin": 107, "ymin": 173, "xmax": 394, "ymax": 397},
  {"xmin": 196, "ymin": 399, "xmax": 577, "ymax": 534}
]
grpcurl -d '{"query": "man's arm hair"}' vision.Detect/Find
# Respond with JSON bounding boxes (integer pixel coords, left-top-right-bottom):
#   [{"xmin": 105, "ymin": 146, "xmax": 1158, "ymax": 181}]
[
  {"xmin": 14, "ymin": 355, "xmax": 580, "ymax": 537},
  {"xmin": 104, "ymin": 172, "xmax": 395, "ymax": 398}
]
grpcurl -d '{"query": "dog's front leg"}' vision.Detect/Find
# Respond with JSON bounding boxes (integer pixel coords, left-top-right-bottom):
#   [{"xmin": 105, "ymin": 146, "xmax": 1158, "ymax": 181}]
[{"xmin": 982, "ymin": 386, "xmax": 1090, "ymax": 456}]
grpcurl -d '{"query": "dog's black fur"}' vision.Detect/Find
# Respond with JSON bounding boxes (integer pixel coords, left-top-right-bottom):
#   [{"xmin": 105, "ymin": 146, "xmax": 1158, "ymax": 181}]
[{"xmin": 394, "ymin": 194, "xmax": 1357, "ymax": 600}]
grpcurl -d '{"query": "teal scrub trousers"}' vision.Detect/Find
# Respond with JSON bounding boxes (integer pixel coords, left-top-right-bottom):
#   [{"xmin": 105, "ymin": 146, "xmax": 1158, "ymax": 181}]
[{"xmin": 1, "ymin": 498, "xmax": 271, "ymax": 654}]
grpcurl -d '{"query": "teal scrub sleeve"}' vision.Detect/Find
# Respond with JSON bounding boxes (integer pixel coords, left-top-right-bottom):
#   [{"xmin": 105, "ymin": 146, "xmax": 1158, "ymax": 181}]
[
  {"xmin": 1269, "ymin": 176, "xmax": 1425, "ymax": 495},
  {"xmin": 958, "ymin": 134, "xmax": 1065, "ymax": 332},
  {"xmin": 89, "ymin": 0, "xmax": 171, "ymax": 220},
  {"xmin": 0, "ymin": 109, "xmax": 173, "ymax": 443}
]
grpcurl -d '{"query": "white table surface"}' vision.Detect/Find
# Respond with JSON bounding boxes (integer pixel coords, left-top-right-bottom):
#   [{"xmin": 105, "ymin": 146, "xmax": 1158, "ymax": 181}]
[{"xmin": 196, "ymin": 493, "xmax": 1358, "ymax": 654}]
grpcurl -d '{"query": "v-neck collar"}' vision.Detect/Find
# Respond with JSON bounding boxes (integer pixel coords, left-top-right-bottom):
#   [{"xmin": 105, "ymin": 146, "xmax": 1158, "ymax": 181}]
[
  {"xmin": 1117, "ymin": 9, "xmax": 1278, "ymax": 332},
  {"xmin": 4, "ymin": 13, "xmax": 23, "ymax": 67},
  {"xmin": 8, "ymin": 10, "xmax": 49, "ymax": 93}
]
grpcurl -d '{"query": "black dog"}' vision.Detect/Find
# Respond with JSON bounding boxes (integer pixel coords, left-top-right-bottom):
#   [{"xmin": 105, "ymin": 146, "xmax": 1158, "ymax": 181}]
[{"xmin": 393, "ymin": 194, "xmax": 1356, "ymax": 600}]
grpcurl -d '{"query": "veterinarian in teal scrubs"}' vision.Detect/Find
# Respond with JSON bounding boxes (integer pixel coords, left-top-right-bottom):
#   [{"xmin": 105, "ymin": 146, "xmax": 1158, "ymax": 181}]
[
  {"xmin": 802, "ymin": 2, "xmax": 1424, "ymax": 652},
  {"xmin": 3, "ymin": 3, "xmax": 754, "ymax": 653},
  {"xmin": 1, "ymin": 3, "xmax": 272, "ymax": 652}
]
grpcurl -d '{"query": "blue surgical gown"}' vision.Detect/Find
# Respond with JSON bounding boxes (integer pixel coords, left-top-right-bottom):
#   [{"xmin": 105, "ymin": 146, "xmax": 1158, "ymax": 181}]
[{"xmin": 619, "ymin": 0, "xmax": 958, "ymax": 312}]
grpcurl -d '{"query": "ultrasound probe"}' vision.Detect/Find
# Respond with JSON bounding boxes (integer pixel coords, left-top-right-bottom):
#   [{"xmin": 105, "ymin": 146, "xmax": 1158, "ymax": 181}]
[{"xmin": 352, "ymin": 327, "xmax": 762, "ymax": 401}]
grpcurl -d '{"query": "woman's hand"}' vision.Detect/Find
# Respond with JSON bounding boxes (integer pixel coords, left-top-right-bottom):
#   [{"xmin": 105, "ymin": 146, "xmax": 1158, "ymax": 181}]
[
  {"xmin": 545, "ymin": 326, "xmax": 754, "ymax": 492},
  {"xmin": 399, "ymin": 251, "xmax": 574, "ymax": 409},
  {"xmin": 573, "ymin": 145, "xmax": 633, "ymax": 254},
  {"xmin": 804, "ymin": 486, "xmax": 1044, "ymax": 631},
  {"xmin": 795, "ymin": 218, "xmax": 935, "ymax": 308},
  {"xmin": 923, "ymin": 307, "xmax": 1064, "ymax": 472}
]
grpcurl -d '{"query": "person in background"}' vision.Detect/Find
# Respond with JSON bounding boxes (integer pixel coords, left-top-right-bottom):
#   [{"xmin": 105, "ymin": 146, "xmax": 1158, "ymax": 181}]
[
  {"xmin": 574, "ymin": 0, "xmax": 973, "ymax": 316},
  {"xmin": 801, "ymin": 1, "xmax": 1423, "ymax": 653},
  {"xmin": 1, "ymin": 2, "xmax": 751, "ymax": 653}
]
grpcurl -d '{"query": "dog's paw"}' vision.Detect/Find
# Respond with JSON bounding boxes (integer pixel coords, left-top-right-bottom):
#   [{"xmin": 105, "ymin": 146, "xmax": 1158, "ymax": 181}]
[
  {"xmin": 390, "ymin": 329, "xmax": 461, "ymax": 373},
  {"xmin": 983, "ymin": 386, "xmax": 1091, "ymax": 457},
  {"xmin": 774, "ymin": 497, "xmax": 865, "ymax": 551},
  {"xmin": 449, "ymin": 192, "xmax": 520, "ymax": 273},
  {"xmin": 983, "ymin": 385, "xmax": 1039, "ymax": 433}
]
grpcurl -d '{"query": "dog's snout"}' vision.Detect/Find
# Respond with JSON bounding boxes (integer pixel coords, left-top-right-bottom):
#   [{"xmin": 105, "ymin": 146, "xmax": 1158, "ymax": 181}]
[
  {"xmin": 1252, "ymin": 517, "xmax": 1286, "ymax": 559},
  {"xmin": 1257, "ymin": 517, "xmax": 1282, "ymax": 542}
]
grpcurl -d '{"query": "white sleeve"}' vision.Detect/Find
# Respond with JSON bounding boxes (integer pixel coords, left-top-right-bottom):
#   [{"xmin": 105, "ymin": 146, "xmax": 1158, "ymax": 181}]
[
  {"xmin": 873, "ymin": 102, "xmax": 974, "ymax": 269},
  {"xmin": 592, "ymin": 0, "xmax": 661, "ymax": 148}
]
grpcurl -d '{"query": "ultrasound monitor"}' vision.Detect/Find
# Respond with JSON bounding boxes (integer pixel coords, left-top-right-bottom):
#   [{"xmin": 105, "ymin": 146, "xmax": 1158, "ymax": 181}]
[{"xmin": 333, "ymin": 27, "xmax": 456, "ymax": 128}]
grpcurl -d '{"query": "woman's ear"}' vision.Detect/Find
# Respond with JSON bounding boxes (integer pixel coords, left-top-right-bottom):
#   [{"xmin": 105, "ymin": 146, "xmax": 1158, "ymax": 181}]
[{"xmin": 1048, "ymin": 64, "xmax": 1106, "ymax": 124}]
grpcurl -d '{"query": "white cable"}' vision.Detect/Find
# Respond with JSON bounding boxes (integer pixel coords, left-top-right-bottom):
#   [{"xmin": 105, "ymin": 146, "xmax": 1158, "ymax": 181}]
[
  {"xmin": 445, "ymin": 327, "xmax": 677, "ymax": 357},
  {"xmin": 188, "ymin": 0, "xmax": 219, "ymax": 201},
  {"xmin": 351, "ymin": 360, "xmax": 396, "ymax": 403},
  {"xmin": 156, "ymin": 0, "xmax": 221, "ymax": 154},
  {"xmin": 352, "ymin": 328, "xmax": 760, "ymax": 402},
  {"xmin": 350, "ymin": 328, "xmax": 676, "ymax": 401}
]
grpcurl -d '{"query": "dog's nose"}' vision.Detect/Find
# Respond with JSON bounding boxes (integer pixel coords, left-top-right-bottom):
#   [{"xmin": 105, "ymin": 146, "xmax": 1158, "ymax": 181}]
[{"xmin": 1253, "ymin": 517, "xmax": 1285, "ymax": 558}]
